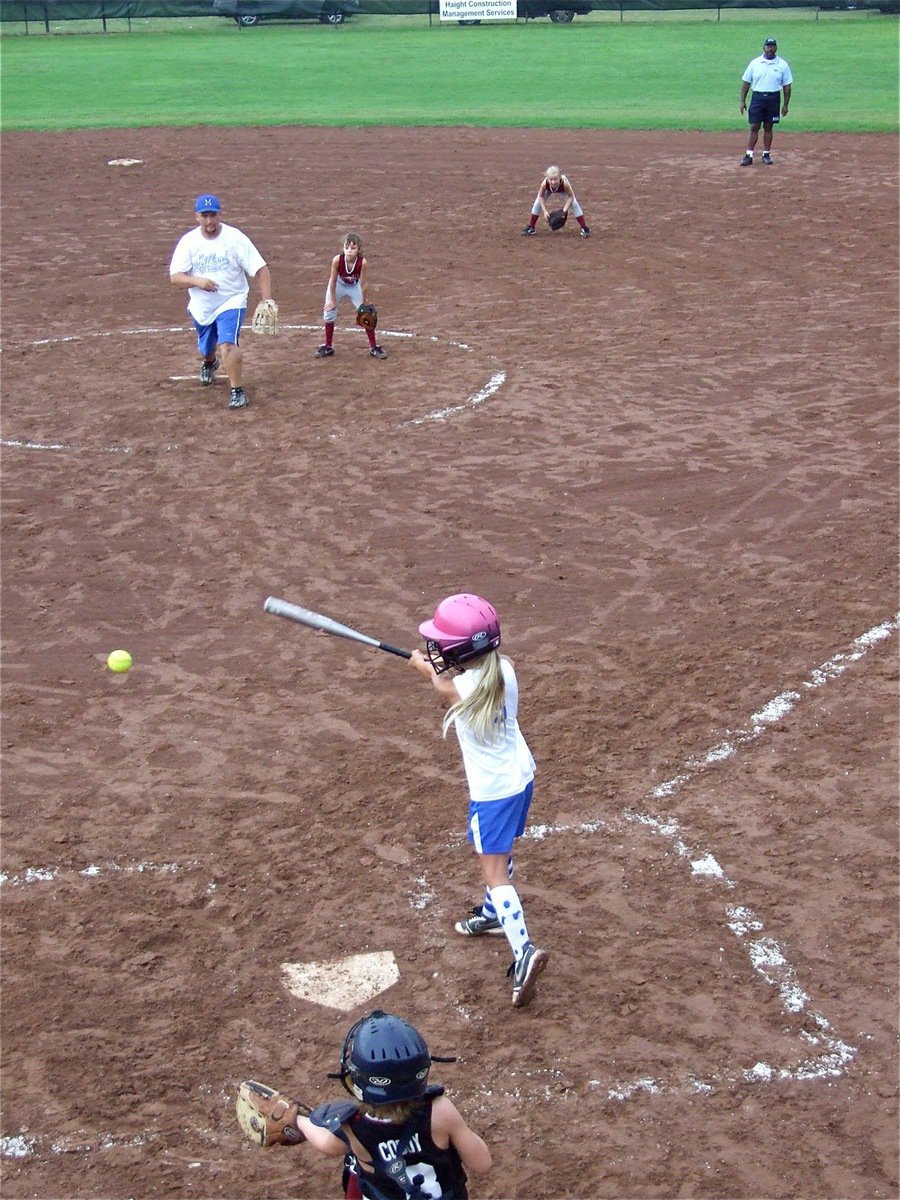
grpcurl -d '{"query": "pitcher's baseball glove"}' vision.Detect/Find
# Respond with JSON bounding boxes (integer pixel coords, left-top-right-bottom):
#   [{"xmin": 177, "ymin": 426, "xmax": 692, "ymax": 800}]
[
  {"xmin": 356, "ymin": 303, "xmax": 378, "ymax": 331},
  {"xmin": 547, "ymin": 209, "xmax": 568, "ymax": 231},
  {"xmin": 236, "ymin": 1080, "xmax": 310, "ymax": 1147},
  {"xmin": 251, "ymin": 299, "xmax": 279, "ymax": 335}
]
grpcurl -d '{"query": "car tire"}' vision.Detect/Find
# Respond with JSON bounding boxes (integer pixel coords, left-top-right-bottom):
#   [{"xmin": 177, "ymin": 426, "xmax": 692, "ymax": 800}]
[
  {"xmin": 320, "ymin": 5, "xmax": 346, "ymax": 21},
  {"xmin": 548, "ymin": 8, "xmax": 575, "ymax": 19},
  {"xmin": 236, "ymin": 13, "xmax": 260, "ymax": 24}
]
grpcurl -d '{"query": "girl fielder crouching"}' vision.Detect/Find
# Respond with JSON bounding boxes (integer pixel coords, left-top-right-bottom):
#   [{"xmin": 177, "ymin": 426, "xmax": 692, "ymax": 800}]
[
  {"xmin": 410, "ymin": 594, "xmax": 549, "ymax": 1009},
  {"xmin": 521, "ymin": 164, "xmax": 591, "ymax": 238}
]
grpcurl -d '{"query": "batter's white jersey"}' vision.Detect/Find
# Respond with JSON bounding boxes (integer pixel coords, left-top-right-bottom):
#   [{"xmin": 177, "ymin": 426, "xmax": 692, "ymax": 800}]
[
  {"xmin": 169, "ymin": 223, "xmax": 266, "ymax": 325},
  {"xmin": 451, "ymin": 658, "xmax": 536, "ymax": 802}
]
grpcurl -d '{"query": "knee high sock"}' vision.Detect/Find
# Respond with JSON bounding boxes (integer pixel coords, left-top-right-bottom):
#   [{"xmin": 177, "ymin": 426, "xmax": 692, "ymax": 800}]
[
  {"xmin": 488, "ymin": 883, "xmax": 530, "ymax": 960},
  {"xmin": 481, "ymin": 857, "xmax": 514, "ymax": 919},
  {"xmin": 325, "ymin": 320, "xmax": 335, "ymax": 347}
]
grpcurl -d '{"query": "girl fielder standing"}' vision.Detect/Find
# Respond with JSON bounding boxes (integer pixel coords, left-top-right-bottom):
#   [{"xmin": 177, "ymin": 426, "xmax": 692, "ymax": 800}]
[
  {"xmin": 315, "ymin": 232, "xmax": 386, "ymax": 359},
  {"xmin": 410, "ymin": 594, "xmax": 549, "ymax": 1008}
]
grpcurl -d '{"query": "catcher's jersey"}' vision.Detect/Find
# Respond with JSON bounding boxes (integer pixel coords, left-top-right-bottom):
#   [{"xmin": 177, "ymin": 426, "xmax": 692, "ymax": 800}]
[
  {"xmin": 344, "ymin": 1098, "xmax": 468, "ymax": 1200},
  {"xmin": 337, "ymin": 253, "xmax": 364, "ymax": 286},
  {"xmin": 169, "ymin": 223, "xmax": 266, "ymax": 325}
]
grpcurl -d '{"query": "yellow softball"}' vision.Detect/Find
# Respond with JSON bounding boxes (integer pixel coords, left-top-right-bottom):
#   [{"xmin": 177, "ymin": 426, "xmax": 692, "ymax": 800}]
[{"xmin": 107, "ymin": 649, "xmax": 133, "ymax": 673}]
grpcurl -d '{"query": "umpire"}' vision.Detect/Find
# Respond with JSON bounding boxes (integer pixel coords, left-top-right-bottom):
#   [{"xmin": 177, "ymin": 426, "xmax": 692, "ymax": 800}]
[{"xmin": 739, "ymin": 37, "xmax": 792, "ymax": 166}]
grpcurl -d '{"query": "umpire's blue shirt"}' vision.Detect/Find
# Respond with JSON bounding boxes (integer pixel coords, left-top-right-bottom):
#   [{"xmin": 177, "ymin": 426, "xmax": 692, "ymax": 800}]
[{"xmin": 742, "ymin": 54, "xmax": 793, "ymax": 93}]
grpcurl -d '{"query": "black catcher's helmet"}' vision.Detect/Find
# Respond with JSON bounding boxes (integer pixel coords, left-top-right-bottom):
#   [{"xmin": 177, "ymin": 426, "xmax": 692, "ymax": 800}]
[{"xmin": 338, "ymin": 1011, "xmax": 432, "ymax": 1105}]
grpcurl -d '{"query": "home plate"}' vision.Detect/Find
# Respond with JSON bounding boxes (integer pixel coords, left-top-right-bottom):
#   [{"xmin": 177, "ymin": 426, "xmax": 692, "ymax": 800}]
[{"xmin": 281, "ymin": 951, "xmax": 399, "ymax": 1012}]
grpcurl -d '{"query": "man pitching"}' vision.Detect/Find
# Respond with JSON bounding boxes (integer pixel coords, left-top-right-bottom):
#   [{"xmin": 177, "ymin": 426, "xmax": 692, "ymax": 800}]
[{"xmin": 169, "ymin": 194, "xmax": 276, "ymax": 410}]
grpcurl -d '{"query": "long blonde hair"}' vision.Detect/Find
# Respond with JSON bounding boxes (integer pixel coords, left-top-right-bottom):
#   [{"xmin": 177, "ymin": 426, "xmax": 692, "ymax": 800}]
[
  {"xmin": 359, "ymin": 1098, "xmax": 422, "ymax": 1123},
  {"xmin": 442, "ymin": 650, "xmax": 506, "ymax": 743}
]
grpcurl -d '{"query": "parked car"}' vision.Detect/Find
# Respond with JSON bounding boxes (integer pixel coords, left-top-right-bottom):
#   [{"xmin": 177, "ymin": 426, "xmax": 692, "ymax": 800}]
[
  {"xmin": 214, "ymin": 0, "xmax": 359, "ymax": 24},
  {"xmin": 521, "ymin": 0, "xmax": 592, "ymax": 19}
]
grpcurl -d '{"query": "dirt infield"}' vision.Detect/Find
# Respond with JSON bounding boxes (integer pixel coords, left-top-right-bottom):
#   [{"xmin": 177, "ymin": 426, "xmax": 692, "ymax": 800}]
[{"xmin": 1, "ymin": 126, "xmax": 897, "ymax": 1200}]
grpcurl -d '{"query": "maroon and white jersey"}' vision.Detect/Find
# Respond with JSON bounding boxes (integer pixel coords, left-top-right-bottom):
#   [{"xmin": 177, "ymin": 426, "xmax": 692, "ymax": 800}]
[
  {"xmin": 337, "ymin": 253, "xmax": 363, "ymax": 286},
  {"xmin": 541, "ymin": 175, "xmax": 571, "ymax": 198}
]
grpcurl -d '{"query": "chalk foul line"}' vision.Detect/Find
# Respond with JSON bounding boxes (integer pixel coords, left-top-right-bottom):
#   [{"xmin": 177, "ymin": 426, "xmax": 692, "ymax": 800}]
[{"xmin": 462, "ymin": 613, "xmax": 897, "ymax": 1104}]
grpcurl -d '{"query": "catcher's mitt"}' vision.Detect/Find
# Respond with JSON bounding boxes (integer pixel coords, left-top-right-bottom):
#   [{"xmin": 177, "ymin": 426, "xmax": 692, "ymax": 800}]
[
  {"xmin": 251, "ymin": 299, "xmax": 279, "ymax": 336},
  {"xmin": 235, "ymin": 1080, "xmax": 310, "ymax": 1147},
  {"xmin": 547, "ymin": 209, "xmax": 568, "ymax": 231},
  {"xmin": 356, "ymin": 303, "xmax": 378, "ymax": 331}
]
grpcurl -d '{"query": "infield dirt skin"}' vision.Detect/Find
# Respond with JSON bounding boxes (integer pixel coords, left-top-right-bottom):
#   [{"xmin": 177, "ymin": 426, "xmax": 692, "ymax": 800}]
[{"xmin": 1, "ymin": 127, "xmax": 897, "ymax": 1200}]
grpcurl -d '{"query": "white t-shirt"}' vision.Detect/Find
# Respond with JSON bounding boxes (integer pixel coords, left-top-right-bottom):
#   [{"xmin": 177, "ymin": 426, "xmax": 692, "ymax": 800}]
[
  {"xmin": 450, "ymin": 657, "xmax": 536, "ymax": 802},
  {"xmin": 168, "ymin": 223, "xmax": 266, "ymax": 325},
  {"xmin": 742, "ymin": 55, "xmax": 792, "ymax": 93}
]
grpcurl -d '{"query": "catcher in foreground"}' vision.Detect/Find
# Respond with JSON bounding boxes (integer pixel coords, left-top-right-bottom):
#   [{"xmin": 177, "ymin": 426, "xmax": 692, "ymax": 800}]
[
  {"xmin": 521, "ymin": 164, "xmax": 592, "ymax": 238},
  {"xmin": 315, "ymin": 233, "xmax": 387, "ymax": 360},
  {"xmin": 235, "ymin": 1009, "xmax": 491, "ymax": 1199}
]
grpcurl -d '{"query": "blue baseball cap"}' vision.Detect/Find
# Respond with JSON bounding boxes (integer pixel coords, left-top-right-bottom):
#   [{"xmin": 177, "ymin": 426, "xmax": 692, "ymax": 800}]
[{"xmin": 195, "ymin": 194, "xmax": 221, "ymax": 213}]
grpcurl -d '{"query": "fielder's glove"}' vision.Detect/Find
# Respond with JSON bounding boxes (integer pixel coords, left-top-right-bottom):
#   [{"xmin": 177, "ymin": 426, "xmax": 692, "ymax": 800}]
[
  {"xmin": 251, "ymin": 299, "xmax": 279, "ymax": 335},
  {"xmin": 547, "ymin": 209, "xmax": 568, "ymax": 231},
  {"xmin": 356, "ymin": 303, "xmax": 378, "ymax": 331},
  {"xmin": 235, "ymin": 1080, "xmax": 310, "ymax": 1147}
]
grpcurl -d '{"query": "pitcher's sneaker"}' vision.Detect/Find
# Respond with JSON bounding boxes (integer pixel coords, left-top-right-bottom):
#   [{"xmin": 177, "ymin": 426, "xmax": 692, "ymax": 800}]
[
  {"xmin": 199, "ymin": 357, "xmax": 220, "ymax": 386},
  {"xmin": 521, "ymin": 225, "xmax": 536, "ymax": 236},
  {"xmin": 454, "ymin": 905, "xmax": 503, "ymax": 937},
  {"xmin": 228, "ymin": 387, "xmax": 248, "ymax": 409},
  {"xmin": 508, "ymin": 943, "xmax": 549, "ymax": 1008},
  {"xmin": 369, "ymin": 345, "xmax": 387, "ymax": 358},
  {"xmin": 580, "ymin": 226, "xmax": 591, "ymax": 238},
  {"xmin": 762, "ymin": 151, "xmax": 774, "ymax": 165},
  {"xmin": 740, "ymin": 153, "xmax": 753, "ymax": 167},
  {"xmin": 315, "ymin": 345, "xmax": 334, "ymax": 357}
]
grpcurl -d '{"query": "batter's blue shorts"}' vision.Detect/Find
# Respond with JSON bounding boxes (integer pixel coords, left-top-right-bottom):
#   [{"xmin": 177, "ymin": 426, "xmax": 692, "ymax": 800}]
[
  {"xmin": 748, "ymin": 92, "xmax": 781, "ymax": 126},
  {"xmin": 193, "ymin": 307, "xmax": 244, "ymax": 357},
  {"xmin": 467, "ymin": 781, "xmax": 534, "ymax": 855}
]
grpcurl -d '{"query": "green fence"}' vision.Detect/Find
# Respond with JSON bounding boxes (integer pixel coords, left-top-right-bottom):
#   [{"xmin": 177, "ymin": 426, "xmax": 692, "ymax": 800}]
[{"xmin": 2, "ymin": 0, "xmax": 895, "ymax": 24}]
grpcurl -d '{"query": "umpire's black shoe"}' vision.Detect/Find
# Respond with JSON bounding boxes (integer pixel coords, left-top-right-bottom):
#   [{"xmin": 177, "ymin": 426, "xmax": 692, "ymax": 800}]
[
  {"xmin": 315, "ymin": 345, "xmax": 334, "ymax": 357},
  {"xmin": 228, "ymin": 387, "xmax": 248, "ymax": 409}
]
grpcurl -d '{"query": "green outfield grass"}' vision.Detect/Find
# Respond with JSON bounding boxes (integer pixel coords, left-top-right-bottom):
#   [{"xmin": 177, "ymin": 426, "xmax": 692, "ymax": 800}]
[{"xmin": 1, "ymin": 13, "xmax": 897, "ymax": 131}]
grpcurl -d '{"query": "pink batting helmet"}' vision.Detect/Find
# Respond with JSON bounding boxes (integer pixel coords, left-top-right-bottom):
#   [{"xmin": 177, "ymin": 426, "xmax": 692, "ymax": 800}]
[{"xmin": 418, "ymin": 594, "xmax": 501, "ymax": 674}]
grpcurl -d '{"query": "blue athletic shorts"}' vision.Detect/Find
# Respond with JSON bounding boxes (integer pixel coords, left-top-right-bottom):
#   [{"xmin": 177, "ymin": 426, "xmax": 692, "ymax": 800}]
[
  {"xmin": 748, "ymin": 93, "xmax": 780, "ymax": 125},
  {"xmin": 193, "ymin": 307, "xmax": 244, "ymax": 357},
  {"xmin": 467, "ymin": 781, "xmax": 534, "ymax": 855}
]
